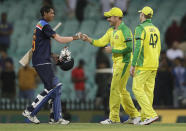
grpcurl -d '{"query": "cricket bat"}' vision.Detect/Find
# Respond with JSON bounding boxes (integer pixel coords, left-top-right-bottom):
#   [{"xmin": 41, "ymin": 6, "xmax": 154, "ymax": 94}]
[{"xmin": 19, "ymin": 22, "xmax": 62, "ymax": 66}]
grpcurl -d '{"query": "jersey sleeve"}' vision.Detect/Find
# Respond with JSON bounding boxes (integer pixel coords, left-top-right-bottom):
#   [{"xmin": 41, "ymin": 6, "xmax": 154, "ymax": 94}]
[
  {"xmin": 132, "ymin": 25, "xmax": 144, "ymax": 66},
  {"xmin": 92, "ymin": 29, "xmax": 111, "ymax": 47},
  {"xmin": 42, "ymin": 24, "xmax": 56, "ymax": 38}
]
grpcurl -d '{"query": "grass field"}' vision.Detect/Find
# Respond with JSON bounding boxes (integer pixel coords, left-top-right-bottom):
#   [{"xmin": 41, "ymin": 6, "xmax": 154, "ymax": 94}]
[{"xmin": 1, "ymin": 123, "xmax": 186, "ymax": 131}]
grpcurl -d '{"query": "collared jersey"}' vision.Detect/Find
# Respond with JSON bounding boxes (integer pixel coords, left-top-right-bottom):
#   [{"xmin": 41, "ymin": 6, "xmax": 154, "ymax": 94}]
[
  {"xmin": 132, "ymin": 19, "xmax": 161, "ymax": 70},
  {"xmin": 92, "ymin": 22, "xmax": 133, "ymax": 63},
  {"xmin": 32, "ymin": 19, "xmax": 56, "ymax": 66}
]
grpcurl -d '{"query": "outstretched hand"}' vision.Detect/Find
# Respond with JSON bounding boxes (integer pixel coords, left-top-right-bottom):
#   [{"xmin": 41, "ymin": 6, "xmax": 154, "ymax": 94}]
[
  {"xmin": 73, "ymin": 32, "xmax": 82, "ymax": 40},
  {"xmin": 81, "ymin": 34, "xmax": 93, "ymax": 43},
  {"xmin": 76, "ymin": 32, "xmax": 82, "ymax": 39},
  {"xmin": 81, "ymin": 34, "xmax": 89, "ymax": 41}
]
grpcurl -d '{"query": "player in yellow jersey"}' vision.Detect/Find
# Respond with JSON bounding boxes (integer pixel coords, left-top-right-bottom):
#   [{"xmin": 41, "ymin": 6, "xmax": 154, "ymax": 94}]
[
  {"xmin": 81, "ymin": 7, "xmax": 140, "ymax": 124},
  {"xmin": 130, "ymin": 6, "xmax": 161, "ymax": 125}
]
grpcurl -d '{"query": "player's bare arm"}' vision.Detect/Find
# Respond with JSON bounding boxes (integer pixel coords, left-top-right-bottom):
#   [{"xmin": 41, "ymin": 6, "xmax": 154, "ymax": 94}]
[{"xmin": 53, "ymin": 32, "xmax": 82, "ymax": 44}]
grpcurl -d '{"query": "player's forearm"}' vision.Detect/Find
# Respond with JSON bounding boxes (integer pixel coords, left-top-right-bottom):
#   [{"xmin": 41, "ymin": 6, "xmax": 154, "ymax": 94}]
[
  {"xmin": 92, "ymin": 39, "xmax": 108, "ymax": 47},
  {"xmin": 112, "ymin": 41, "xmax": 132, "ymax": 54},
  {"xmin": 132, "ymin": 39, "xmax": 141, "ymax": 66},
  {"xmin": 86, "ymin": 36, "xmax": 93, "ymax": 44},
  {"xmin": 54, "ymin": 34, "xmax": 78, "ymax": 44},
  {"xmin": 54, "ymin": 34, "xmax": 73, "ymax": 43},
  {"xmin": 88, "ymin": 31, "xmax": 110, "ymax": 47}
]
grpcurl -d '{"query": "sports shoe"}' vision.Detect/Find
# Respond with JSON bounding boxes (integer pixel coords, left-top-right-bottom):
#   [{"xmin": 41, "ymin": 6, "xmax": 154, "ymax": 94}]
[
  {"xmin": 22, "ymin": 110, "xmax": 40, "ymax": 124},
  {"xmin": 123, "ymin": 117, "xmax": 141, "ymax": 124},
  {"xmin": 58, "ymin": 118, "xmax": 70, "ymax": 125},
  {"xmin": 49, "ymin": 118, "xmax": 70, "ymax": 125},
  {"xmin": 139, "ymin": 116, "xmax": 159, "ymax": 125},
  {"xmin": 48, "ymin": 119, "xmax": 55, "ymax": 124},
  {"xmin": 100, "ymin": 119, "xmax": 115, "ymax": 124}
]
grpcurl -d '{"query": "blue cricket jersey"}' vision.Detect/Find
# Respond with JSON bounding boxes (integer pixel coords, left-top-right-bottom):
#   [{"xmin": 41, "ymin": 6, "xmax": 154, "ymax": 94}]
[{"xmin": 32, "ymin": 19, "xmax": 56, "ymax": 66}]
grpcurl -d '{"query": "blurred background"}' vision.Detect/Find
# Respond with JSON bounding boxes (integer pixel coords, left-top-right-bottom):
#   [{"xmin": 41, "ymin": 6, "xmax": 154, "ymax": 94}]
[{"xmin": 0, "ymin": 0, "xmax": 186, "ymax": 123}]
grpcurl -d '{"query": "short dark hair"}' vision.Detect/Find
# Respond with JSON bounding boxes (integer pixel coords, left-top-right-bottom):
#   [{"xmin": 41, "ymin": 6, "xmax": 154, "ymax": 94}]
[
  {"xmin": 144, "ymin": 14, "xmax": 152, "ymax": 19},
  {"xmin": 119, "ymin": 17, "xmax": 122, "ymax": 20},
  {"xmin": 40, "ymin": 6, "xmax": 54, "ymax": 17}
]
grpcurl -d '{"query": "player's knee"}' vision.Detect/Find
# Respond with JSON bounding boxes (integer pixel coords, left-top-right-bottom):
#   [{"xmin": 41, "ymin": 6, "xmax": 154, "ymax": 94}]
[
  {"xmin": 43, "ymin": 86, "xmax": 61, "ymax": 100},
  {"xmin": 45, "ymin": 83, "xmax": 53, "ymax": 90},
  {"xmin": 51, "ymin": 84, "xmax": 62, "ymax": 98},
  {"xmin": 40, "ymin": 89, "xmax": 49, "ymax": 96},
  {"xmin": 36, "ymin": 89, "xmax": 49, "ymax": 100}
]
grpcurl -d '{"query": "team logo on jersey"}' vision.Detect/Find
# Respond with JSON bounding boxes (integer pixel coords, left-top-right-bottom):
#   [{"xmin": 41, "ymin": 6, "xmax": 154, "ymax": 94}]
[
  {"xmin": 36, "ymin": 22, "xmax": 43, "ymax": 30},
  {"xmin": 36, "ymin": 20, "xmax": 48, "ymax": 31}
]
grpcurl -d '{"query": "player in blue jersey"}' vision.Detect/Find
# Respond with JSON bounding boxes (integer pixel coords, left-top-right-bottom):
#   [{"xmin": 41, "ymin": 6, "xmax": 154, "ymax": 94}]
[{"xmin": 22, "ymin": 6, "xmax": 81, "ymax": 124}]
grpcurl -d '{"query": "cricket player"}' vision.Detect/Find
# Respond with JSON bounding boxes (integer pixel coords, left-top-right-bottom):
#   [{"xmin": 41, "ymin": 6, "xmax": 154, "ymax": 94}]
[
  {"xmin": 130, "ymin": 6, "xmax": 161, "ymax": 125},
  {"xmin": 22, "ymin": 6, "xmax": 81, "ymax": 124},
  {"xmin": 81, "ymin": 7, "xmax": 140, "ymax": 124}
]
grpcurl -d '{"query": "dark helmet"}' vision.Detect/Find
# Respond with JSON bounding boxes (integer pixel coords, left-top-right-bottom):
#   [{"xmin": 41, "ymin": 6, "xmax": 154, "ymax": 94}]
[{"xmin": 56, "ymin": 57, "xmax": 74, "ymax": 71}]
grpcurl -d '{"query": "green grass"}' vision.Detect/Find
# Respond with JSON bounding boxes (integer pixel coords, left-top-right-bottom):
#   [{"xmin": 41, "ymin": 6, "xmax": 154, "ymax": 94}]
[{"xmin": 0, "ymin": 123, "xmax": 186, "ymax": 131}]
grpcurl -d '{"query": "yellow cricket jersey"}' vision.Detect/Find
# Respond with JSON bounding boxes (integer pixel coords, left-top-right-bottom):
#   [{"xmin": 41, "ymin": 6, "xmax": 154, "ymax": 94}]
[
  {"xmin": 92, "ymin": 22, "xmax": 133, "ymax": 63},
  {"xmin": 132, "ymin": 19, "xmax": 161, "ymax": 70}
]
